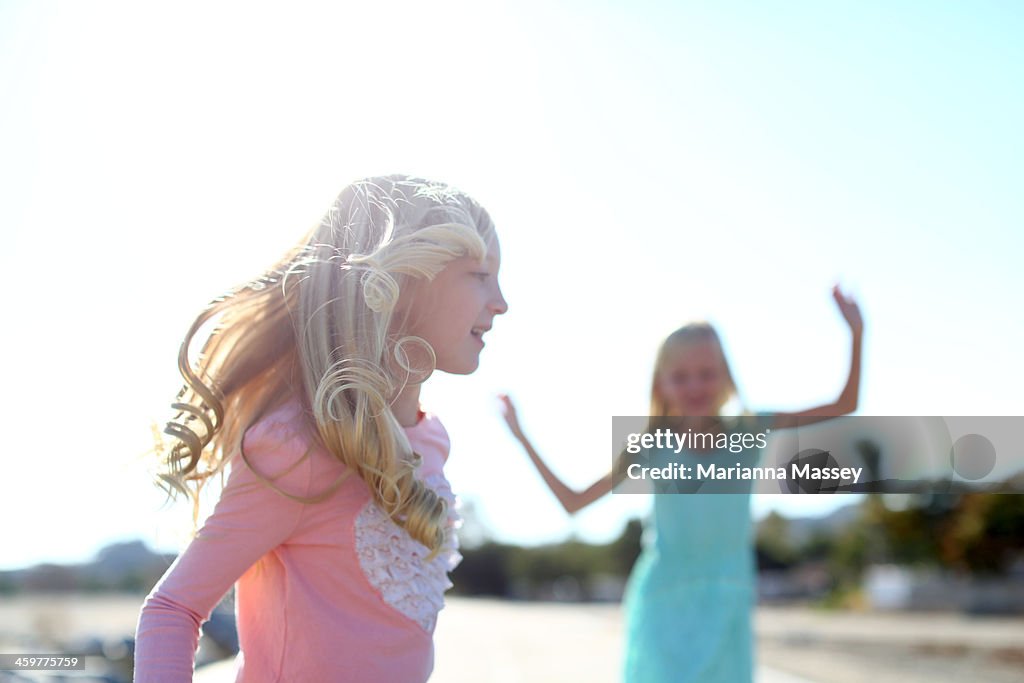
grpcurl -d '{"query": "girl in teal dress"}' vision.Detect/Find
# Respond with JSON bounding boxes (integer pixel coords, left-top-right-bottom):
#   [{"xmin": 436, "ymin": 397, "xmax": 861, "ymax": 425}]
[{"xmin": 500, "ymin": 285, "xmax": 864, "ymax": 683}]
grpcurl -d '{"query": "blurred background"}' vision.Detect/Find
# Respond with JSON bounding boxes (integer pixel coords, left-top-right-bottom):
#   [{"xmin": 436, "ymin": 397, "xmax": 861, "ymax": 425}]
[{"xmin": 1, "ymin": 0, "xmax": 1022, "ymax": 681}]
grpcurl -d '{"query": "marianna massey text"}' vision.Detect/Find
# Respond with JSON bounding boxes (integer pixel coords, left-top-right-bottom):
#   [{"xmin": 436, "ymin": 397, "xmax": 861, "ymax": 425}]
[{"xmin": 626, "ymin": 461, "xmax": 864, "ymax": 483}]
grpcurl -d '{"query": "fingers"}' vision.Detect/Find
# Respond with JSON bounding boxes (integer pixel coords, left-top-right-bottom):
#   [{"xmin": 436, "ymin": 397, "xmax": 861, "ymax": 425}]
[
  {"xmin": 496, "ymin": 393, "xmax": 517, "ymax": 422},
  {"xmin": 832, "ymin": 284, "xmax": 859, "ymax": 309},
  {"xmin": 831, "ymin": 285, "xmax": 845, "ymax": 307}
]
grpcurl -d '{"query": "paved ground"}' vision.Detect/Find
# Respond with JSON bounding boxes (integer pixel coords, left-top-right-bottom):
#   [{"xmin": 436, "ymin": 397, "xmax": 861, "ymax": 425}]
[
  {"xmin": 191, "ymin": 596, "xmax": 821, "ymax": 682},
  {"xmin": 3, "ymin": 594, "xmax": 1021, "ymax": 682},
  {"xmin": 195, "ymin": 597, "xmax": 1024, "ymax": 683},
  {"xmin": 431, "ymin": 597, "xmax": 1024, "ymax": 683},
  {"xmin": 429, "ymin": 597, "xmax": 820, "ymax": 683},
  {"xmin": 754, "ymin": 602, "xmax": 1024, "ymax": 683}
]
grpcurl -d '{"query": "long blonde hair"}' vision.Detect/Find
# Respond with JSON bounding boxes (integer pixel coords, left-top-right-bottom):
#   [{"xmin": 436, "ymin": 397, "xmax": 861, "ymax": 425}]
[{"xmin": 150, "ymin": 174, "xmax": 493, "ymax": 560}]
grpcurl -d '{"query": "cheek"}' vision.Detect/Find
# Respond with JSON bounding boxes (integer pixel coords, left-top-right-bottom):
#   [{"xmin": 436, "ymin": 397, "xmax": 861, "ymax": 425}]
[
  {"xmin": 658, "ymin": 379, "xmax": 683, "ymax": 401},
  {"xmin": 417, "ymin": 292, "xmax": 479, "ymax": 347},
  {"xmin": 698, "ymin": 373, "xmax": 720, "ymax": 391},
  {"xmin": 419, "ymin": 311, "xmax": 468, "ymax": 348},
  {"xmin": 443, "ymin": 289, "xmax": 481, "ymax": 332}
]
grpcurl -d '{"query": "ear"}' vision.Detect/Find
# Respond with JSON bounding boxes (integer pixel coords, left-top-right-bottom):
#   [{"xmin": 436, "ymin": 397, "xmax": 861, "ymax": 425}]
[{"xmin": 391, "ymin": 272, "xmax": 429, "ymax": 328}]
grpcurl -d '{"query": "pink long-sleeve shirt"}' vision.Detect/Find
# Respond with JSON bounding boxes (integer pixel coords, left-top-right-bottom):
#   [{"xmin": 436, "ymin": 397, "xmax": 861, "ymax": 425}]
[{"xmin": 134, "ymin": 397, "xmax": 462, "ymax": 682}]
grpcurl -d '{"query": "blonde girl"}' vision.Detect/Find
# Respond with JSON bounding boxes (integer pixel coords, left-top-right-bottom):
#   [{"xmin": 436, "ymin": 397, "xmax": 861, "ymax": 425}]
[
  {"xmin": 134, "ymin": 174, "xmax": 508, "ymax": 682},
  {"xmin": 500, "ymin": 285, "xmax": 863, "ymax": 682}
]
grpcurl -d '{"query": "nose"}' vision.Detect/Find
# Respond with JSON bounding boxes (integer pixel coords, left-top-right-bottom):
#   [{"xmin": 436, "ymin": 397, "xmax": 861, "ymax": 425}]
[{"xmin": 491, "ymin": 282, "xmax": 509, "ymax": 316}]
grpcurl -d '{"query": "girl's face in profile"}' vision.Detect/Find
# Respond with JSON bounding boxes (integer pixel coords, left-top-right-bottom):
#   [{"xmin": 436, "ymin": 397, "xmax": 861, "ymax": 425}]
[
  {"xmin": 656, "ymin": 340, "xmax": 733, "ymax": 416},
  {"xmin": 399, "ymin": 233, "xmax": 508, "ymax": 375}
]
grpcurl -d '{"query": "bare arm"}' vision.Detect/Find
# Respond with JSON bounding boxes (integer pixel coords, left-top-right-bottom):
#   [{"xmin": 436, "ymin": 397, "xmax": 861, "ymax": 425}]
[
  {"xmin": 498, "ymin": 394, "xmax": 618, "ymax": 514},
  {"xmin": 772, "ymin": 284, "xmax": 864, "ymax": 430}
]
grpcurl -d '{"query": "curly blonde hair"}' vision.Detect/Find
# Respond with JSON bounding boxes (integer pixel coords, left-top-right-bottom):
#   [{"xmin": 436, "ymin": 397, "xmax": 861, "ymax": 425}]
[{"xmin": 150, "ymin": 174, "xmax": 493, "ymax": 560}]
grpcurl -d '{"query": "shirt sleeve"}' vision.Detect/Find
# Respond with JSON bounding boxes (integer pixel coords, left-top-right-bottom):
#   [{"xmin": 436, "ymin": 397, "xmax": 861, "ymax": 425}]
[{"xmin": 133, "ymin": 416, "xmax": 314, "ymax": 682}]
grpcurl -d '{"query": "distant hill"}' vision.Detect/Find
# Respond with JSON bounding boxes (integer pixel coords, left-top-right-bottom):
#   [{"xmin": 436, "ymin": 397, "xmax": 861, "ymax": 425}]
[{"xmin": 0, "ymin": 540, "xmax": 177, "ymax": 593}]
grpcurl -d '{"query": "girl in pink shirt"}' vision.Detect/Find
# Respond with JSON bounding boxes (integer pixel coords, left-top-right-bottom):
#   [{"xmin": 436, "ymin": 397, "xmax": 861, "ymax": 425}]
[{"xmin": 134, "ymin": 174, "xmax": 508, "ymax": 682}]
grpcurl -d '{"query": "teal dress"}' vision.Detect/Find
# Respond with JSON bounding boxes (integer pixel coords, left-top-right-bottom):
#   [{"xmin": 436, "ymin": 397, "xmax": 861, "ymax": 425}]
[{"xmin": 621, "ymin": 414, "xmax": 774, "ymax": 683}]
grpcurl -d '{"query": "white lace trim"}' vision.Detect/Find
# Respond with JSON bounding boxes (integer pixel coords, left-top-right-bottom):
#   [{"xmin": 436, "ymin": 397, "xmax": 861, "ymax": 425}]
[{"xmin": 353, "ymin": 469, "xmax": 463, "ymax": 632}]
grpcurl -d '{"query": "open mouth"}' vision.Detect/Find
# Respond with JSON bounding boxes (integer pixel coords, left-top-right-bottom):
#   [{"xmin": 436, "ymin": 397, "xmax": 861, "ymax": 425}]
[{"xmin": 470, "ymin": 326, "xmax": 490, "ymax": 342}]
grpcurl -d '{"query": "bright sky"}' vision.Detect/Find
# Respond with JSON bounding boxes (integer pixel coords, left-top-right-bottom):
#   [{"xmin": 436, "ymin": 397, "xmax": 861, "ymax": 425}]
[{"xmin": 2, "ymin": 0, "xmax": 1021, "ymax": 570}]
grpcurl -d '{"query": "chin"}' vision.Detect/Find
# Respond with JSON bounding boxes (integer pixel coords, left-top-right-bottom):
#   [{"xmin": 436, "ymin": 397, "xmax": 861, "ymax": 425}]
[{"xmin": 436, "ymin": 355, "xmax": 481, "ymax": 375}]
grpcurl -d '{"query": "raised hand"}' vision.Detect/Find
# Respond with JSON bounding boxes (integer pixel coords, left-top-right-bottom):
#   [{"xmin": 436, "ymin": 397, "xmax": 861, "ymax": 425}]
[
  {"xmin": 497, "ymin": 392, "xmax": 612, "ymax": 514},
  {"xmin": 832, "ymin": 284, "xmax": 864, "ymax": 337},
  {"xmin": 497, "ymin": 393, "xmax": 525, "ymax": 440}
]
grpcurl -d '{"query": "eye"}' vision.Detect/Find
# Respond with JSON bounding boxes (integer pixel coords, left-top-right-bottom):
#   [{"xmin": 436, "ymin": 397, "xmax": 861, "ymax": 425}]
[{"xmin": 471, "ymin": 271, "xmax": 490, "ymax": 281}]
